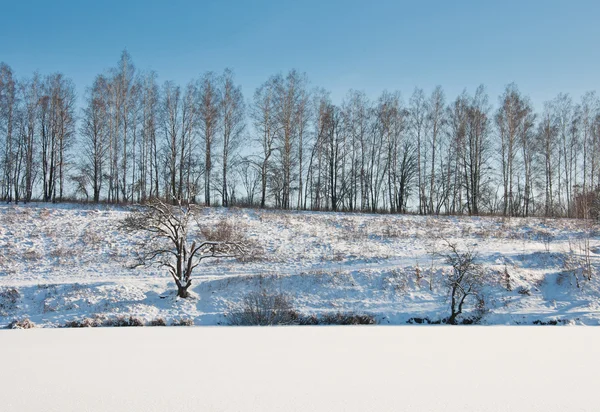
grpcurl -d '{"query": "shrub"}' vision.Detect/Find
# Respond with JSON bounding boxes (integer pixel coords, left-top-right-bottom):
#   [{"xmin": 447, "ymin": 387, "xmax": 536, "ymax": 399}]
[
  {"xmin": 22, "ymin": 248, "xmax": 43, "ymax": 261},
  {"xmin": 383, "ymin": 269, "xmax": 410, "ymax": 293},
  {"xmin": 80, "ymin": 228, "xmax": 103, "ymax": 247},
  {"xmin": 501, "ymin": 266, "xmax": 512, "ymax": 291},
  {"xmin": 149, "ymin": 317, "xmax": 167, "ymax": 326},
  {"xmin": 228, "ymin": 290, "xmax": 378, "ymax": 326},
  {"xmin": 227, "ymin": 290, "xmax": 297, "ymax": 326},
  {"xmin": 171, "ymin": 318, "xmax": 194, "ymax": 326},
  {"xmin": 200, "ymin": 219, "xmax": 238, "ymax": 242},
  {"xmin": 317, "ymin": 313, "xmax": 377, "ymax": 325},
  {"xmin": 63, "ymin": 316, "xmax": 104, "ymax": 328},
  {"xmin": 471, "ymin": 296, "xmax": 488, "ymax": 324},
  {"xmin": 408, "ymin": 316, "xmax": 482, "ymax": 325},
  {"xmin": 381, "ymin": 224, "xmax": 403, "ymax": 238},
  {"xmin": 236, "ymin": 246, "xmax": 266, "ymax": 263},
  {"xmin": 532, "ymin": 319, "xmax": 568, "ymax": 325},
  {"xmin": 407, "ymin": 317, "xmax": 442, "ymax": 325},
  {"xmin": 104, "ymin": 316, "xmax": 144, "ymax": 327},
  {"xmin": 7, "ymin": 318, "xmax": 35, "ymax": 329},
  {"xmin": 50, "ymin": 246, "xmax": 73, "ymax": 259},
  {"xmin": 0, "ymin": 288, "xmax": 20, "ymax": 316}
]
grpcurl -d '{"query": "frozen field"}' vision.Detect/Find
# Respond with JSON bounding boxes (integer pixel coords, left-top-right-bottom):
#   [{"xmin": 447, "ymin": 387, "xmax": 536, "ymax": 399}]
[
  {"xmin": 1, "ymin": 203, "xmax": 600, "ymax": 326},
  {"xmin": 1, "ymin": 327, "xmax": 599, "ymax": 412}
]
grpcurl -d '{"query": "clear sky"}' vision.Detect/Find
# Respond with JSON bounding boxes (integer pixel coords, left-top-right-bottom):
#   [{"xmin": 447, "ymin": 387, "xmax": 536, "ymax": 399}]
[{"xmin": 1, "ymin": 0, "xmax": 599, "ymax": 109}]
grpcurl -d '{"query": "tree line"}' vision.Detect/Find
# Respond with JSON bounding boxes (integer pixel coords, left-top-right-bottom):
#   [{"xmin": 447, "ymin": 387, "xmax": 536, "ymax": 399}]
[{"xmin": 1, "ymin": 51, "xmax": 599, "ymax": 218}]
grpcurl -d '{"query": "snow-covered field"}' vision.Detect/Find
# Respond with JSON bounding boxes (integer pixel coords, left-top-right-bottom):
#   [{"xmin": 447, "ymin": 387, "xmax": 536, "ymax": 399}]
[
  {"xmin": 2, "ymin": 327, "xmax": 599, "ymax": 412},
  {"xmin": 1, "ymin": 203, "xmax": 600, "ymax": 326}
]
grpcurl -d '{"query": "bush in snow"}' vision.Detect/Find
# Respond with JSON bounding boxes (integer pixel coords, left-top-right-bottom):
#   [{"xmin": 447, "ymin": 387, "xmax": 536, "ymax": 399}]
[
  {"xmin": 104, "ymin": 316, "xmax": 144, "ymax": 327},
  {"xmin": 407, "ymin": 317, "xmax": 444, "ymax": 324},
  {"xmin": 7, "ymin": 318, "xmax": 35, "ymax": 329},
  {"xmin": 289, "ymin": 312, "xmax": 377, "ymax": 325},
  {"xmin": 171, "ymin": 318, "xmax": 194, "ymax": 326},
  {"xmin": 317, "ymin": 313, "xmax": 377, "ymax": 325},
  {"xmin": 200, "ymin": 219, "xmax": 238, "ymax": 242},
  {"xmin": 501, "ymin": 265, "xmax": 512, "ymax": 291},
  {"xmin": 63, "ymin": 316, "xmax": 105, "ymax": 328},
  {"xmin": 228, "ymin": 290, "xmax": 377, "ymax": 326},
  {"xmin": 227, "ymin": 289, "xmax": 297, "ymax": 326},
  {"xmin": 0, "ymin": 288, "xmax": 20, "ymax": 316},
  {"xmin": 532, "ymin": 319, "xmax": 569, "ymax": 325},
  {"xmin": 149, "ymin": 318, "xmax": 167, "ymax": 326},
  {"xmin": 22, "ymin": 248, "xmax": 43, "ymax": 261}
]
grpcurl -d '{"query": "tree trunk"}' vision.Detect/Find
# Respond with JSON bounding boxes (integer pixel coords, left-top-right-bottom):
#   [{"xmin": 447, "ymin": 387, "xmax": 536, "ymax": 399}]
[{"xmin": 176, "ymin": 279, "xmax": 191, "ymax": 298}]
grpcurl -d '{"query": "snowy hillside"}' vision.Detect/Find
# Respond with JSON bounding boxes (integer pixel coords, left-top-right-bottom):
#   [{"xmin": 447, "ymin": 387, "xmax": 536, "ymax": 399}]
[{"xmin": 1, "ymin": 203, "xmax": 600, "ymax": 327}]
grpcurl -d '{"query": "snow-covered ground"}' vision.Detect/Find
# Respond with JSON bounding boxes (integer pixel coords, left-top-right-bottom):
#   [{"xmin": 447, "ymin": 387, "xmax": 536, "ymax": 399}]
[
  {"xmin": 1, "ymin": 202, "xmax": 600, "ymax": 326},
  {"xmin": 2, "ymin": 327, "xmax": 599, "ymax": 412}
]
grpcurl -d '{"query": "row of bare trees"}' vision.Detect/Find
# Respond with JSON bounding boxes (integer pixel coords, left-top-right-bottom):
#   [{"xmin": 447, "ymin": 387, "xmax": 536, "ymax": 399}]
[
  {"xmin": 75, "ymin": 52, "xmax": 246, "ymax": 206},
  {"xmin": 2, "ymin": 52, "xmax": 600, "ymax": 217},
  {"xmin": 0, "ymin": 64, "xmax": 76, "ymax": 203}
]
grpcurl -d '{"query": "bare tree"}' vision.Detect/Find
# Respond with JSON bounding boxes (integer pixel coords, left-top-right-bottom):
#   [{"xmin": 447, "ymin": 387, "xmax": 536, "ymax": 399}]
[
  {"xmin": 427, "ymin": 86, "xmax": 446, "ymax": 214},
  {"xmin": 0, "ymin": 63, "xmax": 17, "ymax": 202},
  {"xmin": 250, "ymin": 77, "xmax": 278, "ymax": 208},
  {"xmin": 139, "ymin": 71, "xmax": 160, "ymax": 200},
  {"xmin": 237, "ymin": 157, "xmax": 260, "ymax": 205},
  {"xmin": 446, "ymin": 91, "xmax": 469, "ymax": 214},
  {"xmin": 466, "ymin": 86, "xmax": 492, "ymax": 215},
  {"xmin": 496, "ymin": 84, "xmax": 530, "ymax": 216},
  {"xmin": 80, "ymin": 75, "xmax": 109, "ymax": 202},
  {"xmin": 553, "ymin": 93, "xmax": 577, "ymax": 216},
  {"xmin": 409, "ymin": 88, "xmax": 428, "ymax": 214},
  {"xmin": 160, "ymin": 81, "xmax": 182, "ymax": 203},
  {"xmin": 116, "ymin": 51, "xmax": 136, "ymax": 203},
  {"xmin": 579, "ymin": 92, "xmax": 599, "ymax": 194},
  {"xmin": 198, "ymin": 72, "xmax": 221, "ymax": 206},
  {"xmin": 273, "ymin": 70, "xmax": 307, "ymax": 209},
  {"xmin": 220, "ymin": 69, "xmax": 245, "ymax": 207},
  {"xmin": 341, "ymin": 90, "xmax": 370, "ymax": 211},
  {"xmin": 442, "ymin": 242, "xmax": 484, "ymax": 324},
  {"xmin": 39, "ymin": 73, "xmax": 76, "ymax": 202},
  {"xmin": 122, "ymin": 199, "xmax": 245, "ymax": 298},
  {"xmin": 19, "ymin": 74, "xmax": 40, "ymax": 203},
  {"xmin": 538, "ymin": 102, "xmax": 558, "ymax": 217}
]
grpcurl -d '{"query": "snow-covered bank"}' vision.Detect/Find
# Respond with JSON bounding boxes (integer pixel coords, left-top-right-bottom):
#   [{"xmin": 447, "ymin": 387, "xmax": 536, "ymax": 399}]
[
  {"xmin": 1, "ymin": 327, "xmax": 599, "ymax": 412},
  {"xmin": 1, "ymin": 203, "xmax": 600, "ymax": 326}
]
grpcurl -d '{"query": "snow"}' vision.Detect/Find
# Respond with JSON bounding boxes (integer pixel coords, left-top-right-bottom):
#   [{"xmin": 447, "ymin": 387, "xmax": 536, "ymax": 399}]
[
  {"xmin": 1, "ymin": 202, "xmax": 600, "ymax": 326},
  {"xmin": 1, "ymin": 327, "xmax": 599, "ymax": 411}
]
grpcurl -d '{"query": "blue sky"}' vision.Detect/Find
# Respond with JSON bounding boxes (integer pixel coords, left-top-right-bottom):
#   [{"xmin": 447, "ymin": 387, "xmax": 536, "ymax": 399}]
[{"xmin": 1, "ymin": 0, "xmax": 599, "ymax": 109}]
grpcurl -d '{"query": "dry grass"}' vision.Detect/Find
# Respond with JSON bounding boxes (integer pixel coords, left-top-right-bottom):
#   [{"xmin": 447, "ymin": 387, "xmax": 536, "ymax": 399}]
[
  {"xmin": 22, "ymin": 248, "xmax": 43, "ymax": 261},
  {"xmin": 200, "ymin": 219, "xmax": 237, "ymax": 242},
  {"xmin": 80, "ymin": 228, "xmax": 104, "ymax": 248},
  {"xmin": 38, "ymin": 209, "xmax": 52, "ymax": 219},
  {"xmin": 50, "ymin": 246, "xmax": 73, "ymax": 259}
]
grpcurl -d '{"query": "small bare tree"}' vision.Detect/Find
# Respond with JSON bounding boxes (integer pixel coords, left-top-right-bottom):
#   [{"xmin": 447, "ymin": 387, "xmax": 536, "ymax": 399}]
[
  {"xmin": 443, "ymin": 242, "xmax": 484, "ymax": 324},
  {"xmin": 122, "ymin": 199, "xmax": 245, "ymax": 298}
]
